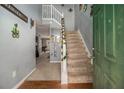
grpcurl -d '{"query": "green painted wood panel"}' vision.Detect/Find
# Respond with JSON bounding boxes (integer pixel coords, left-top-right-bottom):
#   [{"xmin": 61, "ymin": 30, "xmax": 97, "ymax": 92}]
[{"xmin": 93, "ymin": 4, "xmax": 124, "ymax": 88}]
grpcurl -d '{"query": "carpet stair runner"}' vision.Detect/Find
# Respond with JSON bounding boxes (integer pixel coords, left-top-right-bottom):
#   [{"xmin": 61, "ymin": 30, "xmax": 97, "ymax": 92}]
[{"xmin": 66, "ymin": 31, "xmax": 93, "ymax": 83}]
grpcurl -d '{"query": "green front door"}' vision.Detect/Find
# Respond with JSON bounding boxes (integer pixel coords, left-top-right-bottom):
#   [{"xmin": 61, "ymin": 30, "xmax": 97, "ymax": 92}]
[{"xmin": 93, "ymin": 4, "xmax": 124, "ymax": 88}]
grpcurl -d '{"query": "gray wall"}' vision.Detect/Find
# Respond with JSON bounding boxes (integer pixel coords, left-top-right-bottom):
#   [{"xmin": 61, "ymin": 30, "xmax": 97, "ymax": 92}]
[
  {"xmin": 0, "ymin": 4, "xmax": 42, "ymax": 88},
  {"xmin": 74, "ymin": 4, "xmax": 93, "ymax": 54},
  {"xmin": 54, "ymin": 4, "xmax": 75, "ymax": 31}
]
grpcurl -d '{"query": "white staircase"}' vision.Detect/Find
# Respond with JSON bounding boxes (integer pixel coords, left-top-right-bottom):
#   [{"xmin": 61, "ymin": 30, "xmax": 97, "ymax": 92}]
[
  {"xmin": 42, "ymin": 5, "xmax": 67, "ymax": 84},
  {"xmin": 42, "ymin": 4, "xmax": 63, "ymax": 29}
]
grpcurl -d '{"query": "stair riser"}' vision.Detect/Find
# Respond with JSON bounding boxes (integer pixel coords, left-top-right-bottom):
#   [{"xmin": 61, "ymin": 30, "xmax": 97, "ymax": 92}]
[
  {"xmin": 67, "ymin": 48, "xmax": 86, "ymax": 53},
  {"xmin": 68, "ymin": 67, "xmax": 88, "ymax": 72},
  {"xmin": 68, "ymin": 52, "xmax": 87, "ymax": 56},
  {"xmin": 68, "ymin": 76, "xmax": 93, "ymax": 83},
  {"xmin": 68, "ymin": 49, "xmax": 87, "ymax": 52},
  {"xmin": 67, "ymin": 44, "xmax": 85, "ymax": 49},
  {"xmin": 67, "ymin": 43, "xmax": 84, "ymax": 47},
  {"xmin": 68, "ymin": 53, "xmax": 87, "ymax": 58},
  {"xmin": 66, "ymin": 32, "xmax": 78, "ymax": 34},
  {"xmin": 67, "ymin": 59, "xmax": 90, "ymax": 64},
  {"xmin": 66, "ymin": 35, "xmax": 80, "ymax": 38},
  {"xmin": 66, "ymin": 37, "xmax": 80, "ymax": 39},
  {"xmin": 67, "ymin": 41, "xmax": 82, "ymax": 44},
  {"xmin": 67, "ymin": 41, "xmax": 83, "ymax": 43},
  {"xmin": 66, "ymin": 32, "xmax": 79, "ymax": 34},
  {"xmin": 68, "ymin": 72, "xmax": 93, "ymax": 76},
  {"xmin": 67, "ymin": 60, "xmax": 91, "ymax": 67},
  {"xmin": 68, "ymin": 66, "xmax": 93, "ymax": 72},
  {"xmin": 68, "ymin": 52, "xmax": 86, "ymax": 55},
  {"xmin": 66, "ymin": 38, "xmax": 82, "ymax": 42},
  {"xmin": 67, "ymin": 62, "xmax": 91, "ymax": 66},
  {"xmin": 66, "ymin": 37, "xmax": 82, "ymax": 41},
  {"xmin": 67, "ymin": 46, "xmax": 83, "ymax": 49},
  {"xmin": 66, "ymin": 38, "xmax": 82, "ymax": 41},
  {"xmin": 66, "ymin": 36, "xmax": 80, "ymax": 38},
  {"xmin": 68, "ymin": 55, "xmax": 87, "ymax": 60}
]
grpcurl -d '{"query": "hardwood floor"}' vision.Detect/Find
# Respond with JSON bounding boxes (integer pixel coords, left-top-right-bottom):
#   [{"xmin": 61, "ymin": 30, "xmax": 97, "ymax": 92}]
[{"xmin": 19, "ymin": 80, "xmax": 93, "ymax": 89}]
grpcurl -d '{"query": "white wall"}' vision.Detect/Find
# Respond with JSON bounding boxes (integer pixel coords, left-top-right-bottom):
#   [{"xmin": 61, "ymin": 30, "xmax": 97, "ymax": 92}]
[
  {"xmin": 74, "ymin": 4, "xmax": 93, "ymax": 54},
  {"xmin": 54, "ymin": 4, "xmax": 75, "ymax": 31},
  {"xmin": 0, "ymin": 4, "xmax": 42, "ymax": 88}
]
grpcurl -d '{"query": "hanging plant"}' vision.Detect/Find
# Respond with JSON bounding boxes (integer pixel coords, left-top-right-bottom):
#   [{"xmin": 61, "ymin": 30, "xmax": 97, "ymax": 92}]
[{"xmin": 11, "ymin": 23, "xmax": 20, "ymax": 38}]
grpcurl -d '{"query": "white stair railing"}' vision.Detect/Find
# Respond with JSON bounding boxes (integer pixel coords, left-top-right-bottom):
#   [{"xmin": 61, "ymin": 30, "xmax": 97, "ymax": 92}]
[
  {"xmin": 61, "ymin": 18, "xmax": 68, "ymax": 84},
  {"xmin": 42, "ymin": 4, "xmax": 63, "ymax": 26}
]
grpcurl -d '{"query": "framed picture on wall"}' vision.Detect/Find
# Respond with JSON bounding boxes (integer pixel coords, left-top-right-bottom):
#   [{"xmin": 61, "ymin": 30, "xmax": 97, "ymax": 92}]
[
  {"xmin": 79, "ymin": 4, "xmax": 83, "ymax": 11},
  {"xmin": 79, "ymin": 4, "xmax": 87, "ymax": 12}
]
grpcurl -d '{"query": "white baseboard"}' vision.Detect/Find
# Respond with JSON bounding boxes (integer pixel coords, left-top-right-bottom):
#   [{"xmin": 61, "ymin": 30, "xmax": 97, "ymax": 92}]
[
  {"xmin": 78, "ymin": 30, "xmax": 91, "ymax": 58},
  {"xmin": 50, "ymin": 61, "xmax": 61, "ymax": 63},
  {"xmin": 13, "ymin": 68, "xmax": 36, "ymax": 89}
]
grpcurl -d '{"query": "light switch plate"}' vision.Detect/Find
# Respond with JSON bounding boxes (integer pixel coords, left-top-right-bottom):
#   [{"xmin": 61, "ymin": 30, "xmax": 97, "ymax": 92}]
[{"xmin": 12, "ymin": 70, "xmax": 16, "ymax": 78}]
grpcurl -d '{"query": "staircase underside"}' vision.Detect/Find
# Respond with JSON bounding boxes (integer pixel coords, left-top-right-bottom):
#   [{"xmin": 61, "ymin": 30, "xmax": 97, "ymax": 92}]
[
  {"xmin": 66, "ymin": 31, "xmax": 93, "ymax": 83},
  {"xmin": 42, "ymin": 18, "xmax": 61, "ymax": 29}
]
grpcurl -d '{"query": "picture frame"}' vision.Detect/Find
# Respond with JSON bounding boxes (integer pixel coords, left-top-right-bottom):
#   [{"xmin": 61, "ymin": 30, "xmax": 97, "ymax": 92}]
[{"xmin": 79, "ymin": 4, "xmax": 87, "ymax": 12}]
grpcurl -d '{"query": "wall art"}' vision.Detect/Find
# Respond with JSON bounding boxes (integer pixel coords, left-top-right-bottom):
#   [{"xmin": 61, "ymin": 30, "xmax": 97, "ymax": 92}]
[
  {"xmin": 0, "ymin": 4, "xmax": 28, "ymax": 23},
  {"xmin": 11, "ymin": 23, "xmax": 20, "ymax": 38}
]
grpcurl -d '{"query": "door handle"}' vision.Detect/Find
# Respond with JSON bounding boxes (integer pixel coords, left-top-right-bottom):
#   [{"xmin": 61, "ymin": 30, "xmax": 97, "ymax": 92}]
[
  {"xmin": 91, "ymin": 48, "xmax": 95, "ymax": 59},
  {"xmin": 90, "ymin": 55, "xmax": 95, "ymax": 59},
  {"xmin": 92, "ymin": 48, "xmax": 95, "ymax": 50}
]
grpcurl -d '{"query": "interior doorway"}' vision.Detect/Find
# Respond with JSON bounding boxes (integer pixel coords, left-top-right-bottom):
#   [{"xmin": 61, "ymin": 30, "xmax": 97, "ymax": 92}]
[
  {"xmin": 26, "ymin": 22, "xmax": 61, "ymax": 81},
  {"xmin": 42, "ymin": 37, "xmax": 50, "ymax": 54}
]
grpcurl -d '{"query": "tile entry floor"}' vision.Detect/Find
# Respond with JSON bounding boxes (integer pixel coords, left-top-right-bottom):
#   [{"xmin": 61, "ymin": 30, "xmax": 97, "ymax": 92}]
[{"xmin": 27, "ymin": 53, "xmax": 61, "ymax": 81}]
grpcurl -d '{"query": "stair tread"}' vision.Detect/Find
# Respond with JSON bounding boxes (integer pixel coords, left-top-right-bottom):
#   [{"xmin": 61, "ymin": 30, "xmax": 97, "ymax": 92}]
[
  {"xmin": 67, "ymin": 43, "xmax": 84, "ymax": 47},
  {"xmin": 68, "ymin": 52, "xmax": 87, "ymax": 55},
  {"xmin": 68, "ymin": 75, "xmax": 93, "ymax": 83},
  {"xmin": 68, "ymin": 55, "xmax": 87, "ymax": 58},
  {"xmin": 67, "ymin": 45, "xmax": 83, "ymax": 48},
  {"xmin": 66, "ymin": 37, "xmax": 81, "ymax": 39},
  {"xmin": 67, "ymin": 48, "xmax": 85, "ymax": 51},
  {"xmin": 68, "ymin": 72, "xmax": 93, "ymax": 77},
  {"xmin": 66, "ymin": 38, "xmax": 82, "ymax": 40},
  {"xmin": 67, "ymin": 63, "xmax": 92, "ymax": 69},
  {"xmin": 67, "ymin": 52, "xmax": 86, "ymax": 55},
  {"xmin": 66, "ymin": 31, "xmax": 78, "ymax": 33},
  {"xmin": 67, "ymin": 61, "xmax": 91, "ymax": 65},
  {"xmin": 67, "ymin": 40, "xmax": 82, "ymax": 42},
  {"xmin": 68, "ymin": 67, "xmax": 93, "ymax": 73},
  {"xmin": 67, "ymin": 43, "xmax": 84, "ymax": 46},
  {"xmin": 68, "ymin": 59, "xmax": 90, "ymax": 64},
  {"xmin": 66, "ymin": 34, "xmax": 79, "ymax": 38},
  {"xmin": 66, "ymin": 36, "xmax": 80, "ymax": 38}
]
